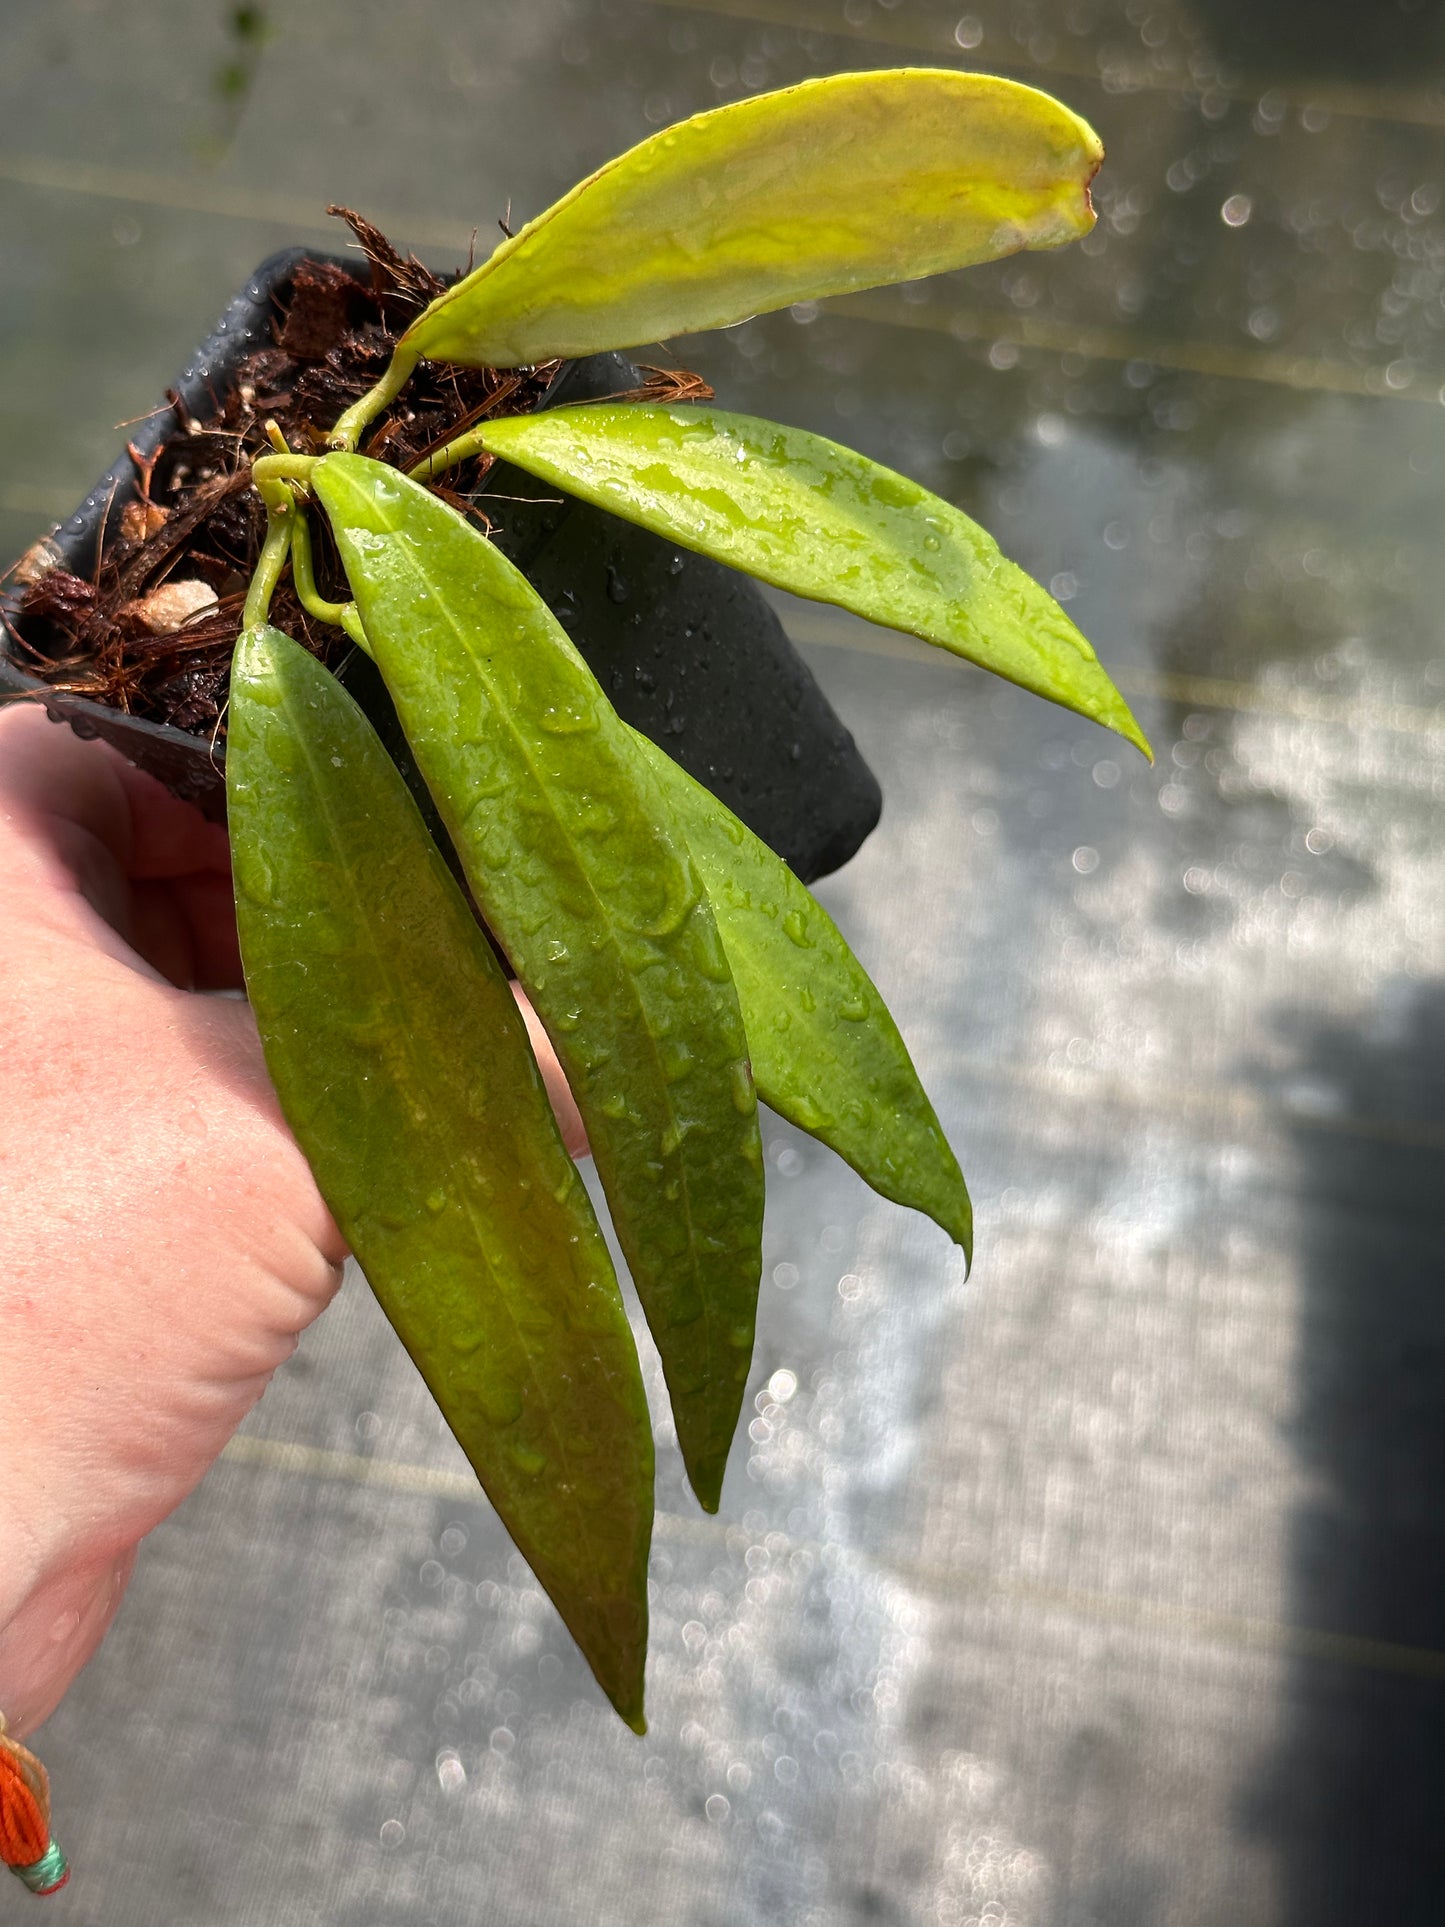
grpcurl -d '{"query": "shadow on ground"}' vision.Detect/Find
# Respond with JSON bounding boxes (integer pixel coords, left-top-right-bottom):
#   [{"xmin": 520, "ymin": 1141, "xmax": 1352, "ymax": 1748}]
[{"xmin": 1245, "ymin": 977, "xmax": 1445, "ymax": 1924}]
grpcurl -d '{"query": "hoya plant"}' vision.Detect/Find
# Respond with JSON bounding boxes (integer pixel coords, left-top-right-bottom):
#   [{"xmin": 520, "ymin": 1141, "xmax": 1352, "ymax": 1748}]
[{"xmin": 222, "ymin": 68, "xmax": 1147, "ymax": 1732}]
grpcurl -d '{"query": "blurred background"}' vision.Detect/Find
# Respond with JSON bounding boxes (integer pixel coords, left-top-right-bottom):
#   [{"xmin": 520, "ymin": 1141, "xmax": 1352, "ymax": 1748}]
[{"xmin": 2, "ymin": 2, "xmax": 1443, "ymax": 1921}]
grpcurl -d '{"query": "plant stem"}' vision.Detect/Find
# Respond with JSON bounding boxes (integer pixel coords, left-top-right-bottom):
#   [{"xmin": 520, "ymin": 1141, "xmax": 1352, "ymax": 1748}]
[
  {"xmin": 243, "ymin": 487, "xmax": 296, "ymax": 630},
  {"xmin": 327, "ymin": 343, "xmax": 421, "ymax": 451},
  {"xmin": 291, "ymin": 506, "xmax": 371, "ymax": 655},
  {"xmin": 405, "ymin": 422, "xmax": 492, "ymax": 483},
  {"xmin": 252, "ymin": 452, "xmax": 318, "ymax": 491}
]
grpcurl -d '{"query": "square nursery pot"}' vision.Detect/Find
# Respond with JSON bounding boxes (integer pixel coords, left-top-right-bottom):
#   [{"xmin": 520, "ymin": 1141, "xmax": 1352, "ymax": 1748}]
[{"xmin": 0, "ymin": 248, "xmax": 882, "ymax": 884}]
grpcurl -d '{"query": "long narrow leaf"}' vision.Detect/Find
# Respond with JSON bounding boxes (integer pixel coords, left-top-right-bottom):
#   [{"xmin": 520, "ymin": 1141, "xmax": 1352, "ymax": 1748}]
[
  {"xmin": 633, "ymin": 731, "xmax": 972, "ymax": 1257},
  {"xmin": 310, "ymin": 457, "xmax": 766, "ymax": 1513},
  {"xmin": 477, "ymin": 403, "xmax": 1151, "ymax": 756},
  {"xmin": 403, "ymin": 69, "xmax": 1102, "ymax": 368},
  {"xmin": 228, "ymin": 624, "xmax": 654, "ymax": 1728}
]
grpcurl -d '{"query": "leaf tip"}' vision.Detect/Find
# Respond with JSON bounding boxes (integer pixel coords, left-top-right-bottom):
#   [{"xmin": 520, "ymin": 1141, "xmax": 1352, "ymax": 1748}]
[
  {"xmin": 1098, "ymin": 685, "xmax": 1153, "ymax": 764},
  {"xmin": 1122, "ymin": 712, "xmax": 1155, "ymax": 764},
  {"xmin": 598, "ymin": 1634, "xmax": 649, "ymax": 1732},
  {"xmin": 688, "ymin": 1460, "xmax": 726, "ymax": 1514},
  {"xmin": 679, "ymin": 1424, "xmax": 732, "ymax": 1513},
  {"xmin": 940, "ymin": 1197, "xmax": 973, "ymax": 1273}
]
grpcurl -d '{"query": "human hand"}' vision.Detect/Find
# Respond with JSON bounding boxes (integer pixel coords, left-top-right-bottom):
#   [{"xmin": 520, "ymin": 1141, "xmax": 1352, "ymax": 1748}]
[{"xmin": 0, "ymin": 705, "xmax": 582, "ymax": 1736}]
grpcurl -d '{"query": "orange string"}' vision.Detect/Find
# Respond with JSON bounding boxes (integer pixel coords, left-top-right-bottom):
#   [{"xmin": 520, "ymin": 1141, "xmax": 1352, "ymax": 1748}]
[{"xmin": 0, "ymin": 1729, "xmax": 51, "ymax": 1870}]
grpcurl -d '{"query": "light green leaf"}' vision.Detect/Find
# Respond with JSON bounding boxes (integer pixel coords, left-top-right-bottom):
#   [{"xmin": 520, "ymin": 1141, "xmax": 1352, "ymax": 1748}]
[
  {"xmin": 310, "ymin": 455, "xmax": 766, "ymax": 1513},
  {"xmin": 403, "ymin": 68, "xmax": 1101, "ymax": 368},
  {"xmin": 228, "ymin": 624, "xmax": 654, "ymax": 1729},
  {"xmin": 477, "ymin": 403, "xmax": 1151, "ymax": 756},
  {"xmin": 633, "ymin": 731, "xmax": 972, "ymax": 1258}
]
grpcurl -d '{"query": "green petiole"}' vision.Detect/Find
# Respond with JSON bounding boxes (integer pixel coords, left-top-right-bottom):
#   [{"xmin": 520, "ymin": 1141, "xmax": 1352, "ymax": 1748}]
[
  {"xmin": 251, "ymin": 452, "xmax": 319, "ymax": 492},
  {"xmin": 290, "ymin": 506, "xmax": 371, "ymax": 654},
  {"xmin": 405, "ymin": 423, "xmax": 491, "ymax": 484},
  {"xmin": 245, "ymin": 454, "xmax": 369, "ymax": 652},
  {"xmin": 241, "ymin": 487, "xmax": 295, "ymax": 630},
  {"xmin": 326, "ymin": 343, "xmax": 421, "ymax": 452}
]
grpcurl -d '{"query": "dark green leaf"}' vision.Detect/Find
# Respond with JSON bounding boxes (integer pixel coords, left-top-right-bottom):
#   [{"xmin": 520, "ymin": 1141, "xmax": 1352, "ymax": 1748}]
[
  {"xmin": 633, "ymin": 732, "xmax": 972, "ymax": 1257},
  {"xmin": 227, "ymin": 625, "xmax": 654, "ymax": 1727},
  {"xmin": 310, "ymin": 458, "xmax": 766, "ymax": 1512}
]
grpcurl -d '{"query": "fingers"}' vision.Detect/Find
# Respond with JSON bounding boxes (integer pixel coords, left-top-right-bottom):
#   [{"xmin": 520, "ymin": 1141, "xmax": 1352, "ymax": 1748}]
[
  {"xmin": 170, "ymin": 870, "xmax": 245, "ymax": 989},
  {"xmin": 0, "ymin": 707, "xmax": 241, "ymax": 990},
  {"xmin": 0, "ymin": 705, "xmax": 230, "ymax": 881},
  {"xmin": 182, "ymin": 990, "xmax": 351, "ymax": 1271},
  {"xmin": 129, "ymin": 872, "xmax": 244, "ymax": 991},
  {"xmin": 513, "ymin": 984, "xmax": 590, "ymax": 1160},
  {"xmin": 0, "ymin": 704, "xmax": 128, "ymax": 841},
  {"xmin": 124, "ymin": 770, "xmax": 231, "ymax": 882}
]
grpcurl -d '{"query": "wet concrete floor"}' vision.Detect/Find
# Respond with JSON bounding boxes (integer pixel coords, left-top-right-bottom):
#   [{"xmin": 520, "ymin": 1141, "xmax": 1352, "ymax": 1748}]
[{"xmin": 1, "ymin": 2, "xmax": 1442, "ymax": 1921}]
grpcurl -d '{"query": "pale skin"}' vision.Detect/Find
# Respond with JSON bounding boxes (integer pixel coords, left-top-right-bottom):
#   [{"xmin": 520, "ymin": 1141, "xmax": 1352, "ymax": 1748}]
[{"xmin": 0, "ymin": 703, "xmax": 584, "ymax": 1738}]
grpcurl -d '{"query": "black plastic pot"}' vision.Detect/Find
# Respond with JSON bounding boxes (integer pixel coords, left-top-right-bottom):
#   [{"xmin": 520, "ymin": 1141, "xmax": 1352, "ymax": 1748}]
[{"xmin": 0, "ymin": 249, "xmax": 881, "ymax": 882}]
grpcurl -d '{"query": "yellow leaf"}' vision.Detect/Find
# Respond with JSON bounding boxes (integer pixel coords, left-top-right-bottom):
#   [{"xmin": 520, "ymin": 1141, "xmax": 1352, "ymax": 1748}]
[{"xmin": 404, "ymin": 68, "xmax": 1102, "ymax": 368}]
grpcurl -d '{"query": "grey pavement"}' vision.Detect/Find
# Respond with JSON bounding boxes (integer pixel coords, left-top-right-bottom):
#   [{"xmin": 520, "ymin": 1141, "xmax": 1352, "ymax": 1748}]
[{"xmin": 1, "ymin": 2, "xmax": 1443, "ymax": 1922}]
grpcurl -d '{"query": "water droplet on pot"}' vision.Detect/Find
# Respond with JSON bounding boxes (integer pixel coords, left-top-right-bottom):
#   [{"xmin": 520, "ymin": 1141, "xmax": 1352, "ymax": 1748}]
[{"xmin": 606, "ymin": 566, "xmax": 630, "ymax": 603}]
